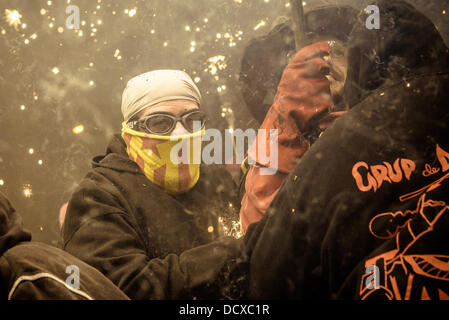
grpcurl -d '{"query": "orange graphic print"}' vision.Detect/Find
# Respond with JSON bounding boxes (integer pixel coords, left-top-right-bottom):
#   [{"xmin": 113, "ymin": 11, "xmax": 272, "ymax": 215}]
[
  {"xmin": 352, "ymin": 158, "xmax": 416, "ymax": 192},
  {"xmin": 359, "ymin": 144, "xmax": 449, "ymax": 300}
]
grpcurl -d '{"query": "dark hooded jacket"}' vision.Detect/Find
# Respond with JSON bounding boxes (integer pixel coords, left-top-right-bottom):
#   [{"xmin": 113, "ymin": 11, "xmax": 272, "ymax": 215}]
[
  {"xmin": 243, "ymin": 0, "xmax": 449, "ymax": 299},
  {"xmin": 0, "ymin": 191, "xmax": 129, "ymax": 300},
  {"xmin": 61, "ymin": 134, "xmax": 242, "ymax": 300}
]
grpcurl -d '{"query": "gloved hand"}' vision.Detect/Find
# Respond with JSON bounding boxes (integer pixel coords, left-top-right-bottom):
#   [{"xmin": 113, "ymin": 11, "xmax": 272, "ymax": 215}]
[
  {"xmin": 247, "ymin": 41, "xmax": 338, "ymax": 172},
  {"xmin": 240, "ymin": 42, "xmax": 346, "ymax": 234}
]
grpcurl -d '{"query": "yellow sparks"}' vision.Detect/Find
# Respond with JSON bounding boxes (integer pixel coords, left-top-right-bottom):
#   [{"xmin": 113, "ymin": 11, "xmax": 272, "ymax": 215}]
[
  {"xmin": 51, "ymin": 67, "xmax": 60, "ymax": 75},
  {"xmin": 28, "ymin": 148, "xmax": 34, "ymax": 154},
  {"xmin": 254, "ymin": 20, "xmax": 266, "ymax": 31},
  {"xmin": 23, "ymin": 185, "xmax": 32, "ymax": 198},
  {"xmin": 0, "ymin": 179, "xmax": 4, "ymax": 186},
  {"xmin": 194, "ymin": 76, "xmax": 200, "ymax": 83},
  {"xmin": 20, "ymin": 105, "xmax": 25, "ymax": 110},
  {"xmin": 127, "ymin": 8, "xmax": 137, "ymax": 17},
  {"xmin": 207, "ymin": 226, "xmax": 214, "ymax": 233},
  {"xmin": 5, "ymin": 9, "xmax": 22, "ymax": 30},
  {"xmin": 40, "ymin": 9, "xmax": 47, "ymax": 15},
  {"xmin": 38, "ymin": 160, "xmax": 43, "ymax": 165},
  {"xmin": 205, "ymin": 55, "xmax": 227, "ymax": 75},
  {"xmin": 72, "ymin": 124, "xmax": 84, "ymax": 134},
  {"xmin": 89, "ymin": 80, "xmax": 95, "ymax": 86}
]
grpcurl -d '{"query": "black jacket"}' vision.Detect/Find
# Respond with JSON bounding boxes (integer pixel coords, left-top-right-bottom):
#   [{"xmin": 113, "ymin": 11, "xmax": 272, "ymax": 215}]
[
  {"xmin": 0, "ymin": 191, "xmax": 129, "ymax": 300},
  {"xmin": 244, "ymin": 0, "xmax": 449, "ymax": 300},
  {"xmin": 61, "ymin": 134, "xmax": 242, "ymax": 299}
]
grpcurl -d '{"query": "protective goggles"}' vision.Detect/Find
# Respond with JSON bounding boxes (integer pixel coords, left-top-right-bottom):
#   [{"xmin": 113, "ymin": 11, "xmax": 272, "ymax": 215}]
[{"xmin": 127, "ymin": 110, "xmax": 207, "ymax": 135}]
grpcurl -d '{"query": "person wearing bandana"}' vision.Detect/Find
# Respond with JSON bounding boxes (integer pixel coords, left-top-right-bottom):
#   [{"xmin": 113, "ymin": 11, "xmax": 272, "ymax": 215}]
[{"xmin": 60, "ymin": 70, "xmax": 241, "ymax": 300}]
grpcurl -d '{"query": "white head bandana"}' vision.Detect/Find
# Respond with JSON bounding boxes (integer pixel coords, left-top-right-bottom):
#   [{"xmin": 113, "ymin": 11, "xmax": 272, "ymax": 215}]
[{"xmin": 121, "ymin": 70, "xmax": 202, "ymax": 122}]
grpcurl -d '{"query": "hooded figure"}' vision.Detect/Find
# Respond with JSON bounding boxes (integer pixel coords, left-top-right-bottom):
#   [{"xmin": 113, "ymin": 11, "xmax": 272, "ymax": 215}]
[
  {"xmin": 61, "ymin": 70, "xmax": 241, "ymax": 299},
  {"xmin": 243, "ymin": 0, "xmax": 449, "ymax": 299},
  {"xmin": 0, "ymin": 192, "xmax": 129, "ymax": 300}
]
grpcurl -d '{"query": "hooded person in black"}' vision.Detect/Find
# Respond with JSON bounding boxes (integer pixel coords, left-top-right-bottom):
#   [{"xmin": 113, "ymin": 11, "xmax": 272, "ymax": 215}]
[
  {"xmin": 243, "ymin": 0, "xmax": 449, "ymax": 299},
  {"xmin": 0, "ymin": 191, "xmax": 129, "ymax": 300},
  {"xmin": 61, "ymin": 70, "xmax": 242, "ymax": 300}
]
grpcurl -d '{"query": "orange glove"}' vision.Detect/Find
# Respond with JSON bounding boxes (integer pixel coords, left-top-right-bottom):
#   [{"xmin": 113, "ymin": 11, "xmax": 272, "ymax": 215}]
[{"xmin": 240, "ymin": 42, "xmax": 346, "ymax": 234}]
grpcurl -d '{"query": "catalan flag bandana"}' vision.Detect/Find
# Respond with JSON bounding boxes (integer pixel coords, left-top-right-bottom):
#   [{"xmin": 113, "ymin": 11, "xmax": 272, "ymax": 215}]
[{"xmin": 121, "ymin": 121, "xmax": 204, "ymax": 195}]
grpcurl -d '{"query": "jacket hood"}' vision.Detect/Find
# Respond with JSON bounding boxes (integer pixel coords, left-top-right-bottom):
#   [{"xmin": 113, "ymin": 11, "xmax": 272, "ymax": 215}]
[
  {"xmin": 92, "ymin": 134, "xmax": 142, "ymax": 174},
  {"xmin": 0, "ymin": 192, "xmax": 32, "ymax": 256},
  {"xmin": 344, "ymin": 0, "xmax": 449, "ymax": 108}
]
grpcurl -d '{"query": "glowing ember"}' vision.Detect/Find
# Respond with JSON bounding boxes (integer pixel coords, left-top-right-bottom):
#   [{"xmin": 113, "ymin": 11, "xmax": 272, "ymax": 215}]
[
  {"xmin": 23, "ymin": 185, "xmax": 32, "ymax": 198},
  {"xmin": 5, "ymin": 9, "xmax": 22, "ymax": 30},
  {"xmin": 72, "ymin": 124, "xmax": 85, "ymax": 134}
]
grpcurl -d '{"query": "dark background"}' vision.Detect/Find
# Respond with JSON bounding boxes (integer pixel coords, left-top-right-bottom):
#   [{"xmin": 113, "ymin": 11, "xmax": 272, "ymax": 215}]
[{"xmin": 0, "ymin": 0, "xmax": 448, "ymax": 246}]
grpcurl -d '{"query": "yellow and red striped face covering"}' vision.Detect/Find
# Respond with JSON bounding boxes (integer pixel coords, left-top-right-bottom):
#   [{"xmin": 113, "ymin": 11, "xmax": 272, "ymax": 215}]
[{"xmin": 121, "ymin": 121, "xmax": 204, "ymax": 195}]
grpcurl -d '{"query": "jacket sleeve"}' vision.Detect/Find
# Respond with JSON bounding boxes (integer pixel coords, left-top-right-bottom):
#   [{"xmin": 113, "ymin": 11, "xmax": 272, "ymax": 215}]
[{"xmin": 61, "ymin": 171, "xmax": 243, "ymax": 300}]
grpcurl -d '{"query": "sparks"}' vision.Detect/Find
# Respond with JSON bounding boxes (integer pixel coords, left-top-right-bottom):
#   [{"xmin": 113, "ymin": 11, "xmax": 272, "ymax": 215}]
[
  {"xmin": 5, "ymin": 9, "xmax": 22, "ymax": 30},
  {"xmin": 206, "ymin": 55, "xmax": 227, "ymax": 75},
  {"xmin": 23, "ymin": 185, "xmax": 32, "ymax": 198},
  {"xmin": 127, "ymin": 8, "xmax": 137, "ymax": 17},
  {"xmin": 254, "ymin": 20, "xmax": 266, "ymax": 31},
  {"xmin": 72, "ymin": 124, "xmax": 85, "ymax": 134}
]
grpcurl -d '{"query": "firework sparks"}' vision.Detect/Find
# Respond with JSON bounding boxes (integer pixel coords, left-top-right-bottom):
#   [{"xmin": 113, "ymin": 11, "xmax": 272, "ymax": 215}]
[
  {"xmin": 5, "ymin": 9, "xmax": 22, "ymax": 30},
  {"xmin": 23, "ymin": 185, "xmax": 32, "ymax": 198},
  {"xmin": 205, "ymin": 55, "xmax": 227, "ymax": 76},
  {"xmin": 72, "ymin": 125, "xmax": 85, "ymax": 134}
]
